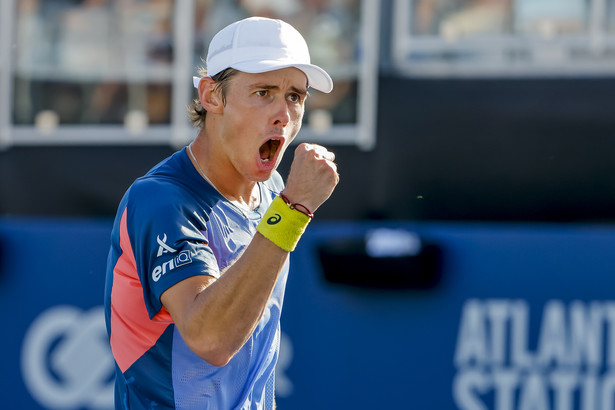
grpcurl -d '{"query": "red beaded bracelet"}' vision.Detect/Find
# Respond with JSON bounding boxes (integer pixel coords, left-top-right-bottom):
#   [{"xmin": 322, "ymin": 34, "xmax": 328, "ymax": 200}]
[{"xmin": 279, "ymin": 193, "xmax": 314, "ymax": 219}]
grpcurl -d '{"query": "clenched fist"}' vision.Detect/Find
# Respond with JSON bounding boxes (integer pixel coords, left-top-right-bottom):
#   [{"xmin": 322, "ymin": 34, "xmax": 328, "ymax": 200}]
[{"xmin": 282, "ymin": 143, "xmax": 339, "ymax": 214}]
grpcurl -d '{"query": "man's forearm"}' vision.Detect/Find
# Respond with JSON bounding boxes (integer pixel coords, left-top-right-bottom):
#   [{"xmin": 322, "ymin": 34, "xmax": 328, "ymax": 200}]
[{"xmin": 161, "ymin": 232, "xmax": 289, "ymax": 366}]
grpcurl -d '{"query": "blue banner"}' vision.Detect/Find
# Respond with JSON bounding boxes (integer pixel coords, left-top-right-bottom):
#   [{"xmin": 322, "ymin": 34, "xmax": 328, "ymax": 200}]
[{"xmin": 2, "ymin": 219, "xmax": 615, "ymax": 409}]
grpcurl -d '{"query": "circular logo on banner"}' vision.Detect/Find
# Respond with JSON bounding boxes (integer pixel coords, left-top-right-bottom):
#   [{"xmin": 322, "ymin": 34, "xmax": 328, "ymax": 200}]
[{"xmin": 21, "ymin": 305, "xmax": 114, "ymax": 409}]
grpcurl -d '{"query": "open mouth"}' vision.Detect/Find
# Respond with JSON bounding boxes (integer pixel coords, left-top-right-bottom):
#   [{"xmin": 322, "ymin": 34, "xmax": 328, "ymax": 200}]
[{"xmin": 259, "ymin": 139, "xmax": 281, "ymax": 162}]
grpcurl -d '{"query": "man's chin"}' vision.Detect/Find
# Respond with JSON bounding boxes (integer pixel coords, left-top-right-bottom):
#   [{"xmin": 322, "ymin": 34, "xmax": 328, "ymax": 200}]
[{"xmin": 250, "ymin": 166, "xmax": 275, "ymax": 182}]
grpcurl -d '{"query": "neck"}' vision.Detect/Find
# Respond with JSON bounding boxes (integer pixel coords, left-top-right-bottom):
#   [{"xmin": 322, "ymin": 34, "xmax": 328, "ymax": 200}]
[{"xmin": 188, "ymin": 137, "xmax": 260, "ymax": 210}]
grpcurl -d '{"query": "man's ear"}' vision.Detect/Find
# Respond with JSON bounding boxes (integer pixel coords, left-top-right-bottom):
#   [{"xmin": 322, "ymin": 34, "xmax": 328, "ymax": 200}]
[{"xmin": 198, "ymin": 77, "xmax": 224, "ymax": 114}]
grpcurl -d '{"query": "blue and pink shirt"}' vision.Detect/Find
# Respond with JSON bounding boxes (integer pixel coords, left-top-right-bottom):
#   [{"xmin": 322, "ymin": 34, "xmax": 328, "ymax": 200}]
[{"xmin": 104, "ymin": 148, "xmax": 288, "ymax": 409}]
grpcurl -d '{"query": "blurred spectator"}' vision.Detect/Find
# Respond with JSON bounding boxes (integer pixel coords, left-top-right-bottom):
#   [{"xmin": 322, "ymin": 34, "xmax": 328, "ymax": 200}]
[
  {"xmin": 13, "ymin": 0, "xmax": 177, "ymax": 126},
  {"xmin": 515, "ymin": 0, "xmax": 586, "ymax": 38},
  {"xmin": 58, "ymin": 0, "xmax": 116, "ymax": 76},
  {"xmin": 414, "ymin": 0, "xmax": 587, "ymax": 40},
  {"xmin": 413, "ymin": 0, "xmax": 513, "ymax": 38}
]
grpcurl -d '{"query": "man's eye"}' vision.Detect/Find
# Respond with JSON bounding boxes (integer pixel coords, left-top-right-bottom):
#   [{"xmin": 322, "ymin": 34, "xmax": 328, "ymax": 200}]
[
  {"xmin": 256, "ymin": 90, "xmax": 268, "ymax": 97},
  {"xmin": 288, "ymin": 94, "xmax": 300, "ymax": 103}
]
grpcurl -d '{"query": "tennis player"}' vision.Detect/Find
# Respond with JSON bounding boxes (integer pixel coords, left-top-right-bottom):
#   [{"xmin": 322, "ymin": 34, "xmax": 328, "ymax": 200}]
[{"xmin": 104, "ymin": 16, "xmax": 338, "ymax": 409}]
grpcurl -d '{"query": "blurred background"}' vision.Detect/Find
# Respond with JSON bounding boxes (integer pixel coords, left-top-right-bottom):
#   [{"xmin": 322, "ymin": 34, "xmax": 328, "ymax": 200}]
[{"xmin": 2, "ymin": 0, "xmax": 615, "ymax": 409}]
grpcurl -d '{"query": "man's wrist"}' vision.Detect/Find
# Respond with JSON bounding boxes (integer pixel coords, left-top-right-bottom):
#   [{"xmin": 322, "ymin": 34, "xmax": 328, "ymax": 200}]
[
  {"xmin": 279, "ymin": 193, "xmax": 314, "ymax": 219},
  {"xmin": 256, "ymin": 196, "xmax": 311, "ymax": 252}
]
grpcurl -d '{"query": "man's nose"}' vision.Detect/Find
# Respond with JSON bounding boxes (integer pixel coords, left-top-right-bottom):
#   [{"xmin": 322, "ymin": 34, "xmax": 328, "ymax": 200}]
[{"xmin": 272, "ymin": 98, "xmax": 290, "ymax": 127}]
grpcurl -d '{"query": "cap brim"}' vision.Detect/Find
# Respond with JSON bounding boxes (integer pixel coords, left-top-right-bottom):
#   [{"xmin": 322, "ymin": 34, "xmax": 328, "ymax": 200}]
[{"xmin": 231, "ymin": 60, "xmax": 333, "ymax": 93}]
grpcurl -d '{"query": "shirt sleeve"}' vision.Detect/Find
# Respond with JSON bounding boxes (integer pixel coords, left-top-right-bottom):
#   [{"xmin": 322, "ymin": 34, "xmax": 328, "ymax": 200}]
[{"xmin": 125, "ymin": 178, "xmax": 220, "ymax": 320}]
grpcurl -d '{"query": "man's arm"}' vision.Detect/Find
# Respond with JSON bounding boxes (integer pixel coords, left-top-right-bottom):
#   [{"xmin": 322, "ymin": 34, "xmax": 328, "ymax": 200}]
[
  {"xmin": 160, "ymin": 232, "xmax": 288, "ymax": 366},
  {"xmin": 161, "ymin": 143, "xmax": 338, "ymax": 366}
]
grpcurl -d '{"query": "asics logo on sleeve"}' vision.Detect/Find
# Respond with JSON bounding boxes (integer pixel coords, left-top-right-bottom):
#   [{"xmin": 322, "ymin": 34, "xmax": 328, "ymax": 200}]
[
  {"xmin": 267, "ymin": 214, "xmax": 282, "ymax": 225},
  {"xmin": 156, "ymin": 233, "xmax": 177, "ymax": 257}
]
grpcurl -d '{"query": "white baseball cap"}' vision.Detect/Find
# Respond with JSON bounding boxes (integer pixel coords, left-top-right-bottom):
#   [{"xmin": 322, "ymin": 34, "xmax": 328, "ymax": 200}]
[{"xmin": 193, "ymin": 17, "xmax": 333, "ymax": 93}]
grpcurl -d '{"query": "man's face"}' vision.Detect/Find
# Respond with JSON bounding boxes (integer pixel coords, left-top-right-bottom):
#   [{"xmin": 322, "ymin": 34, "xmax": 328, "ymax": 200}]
[{"xmin": 215, "ymin": 68, "xmax": 308, "ymax": 182}]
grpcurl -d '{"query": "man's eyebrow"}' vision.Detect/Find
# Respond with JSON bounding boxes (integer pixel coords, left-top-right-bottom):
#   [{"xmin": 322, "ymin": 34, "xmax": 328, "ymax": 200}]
[
  {"xmin": 250, "ymin": 84, "xmax": 308, "ymax": 95},
  {"xmin": 290, "ymin": 86, "xmax": 308, "ymax": 96}
]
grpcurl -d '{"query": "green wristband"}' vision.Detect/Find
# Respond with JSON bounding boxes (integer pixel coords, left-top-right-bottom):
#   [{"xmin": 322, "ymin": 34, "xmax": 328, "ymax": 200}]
[{"xmin": 257, "ymin": 196, "xmax": 311, "ymax": 252}]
